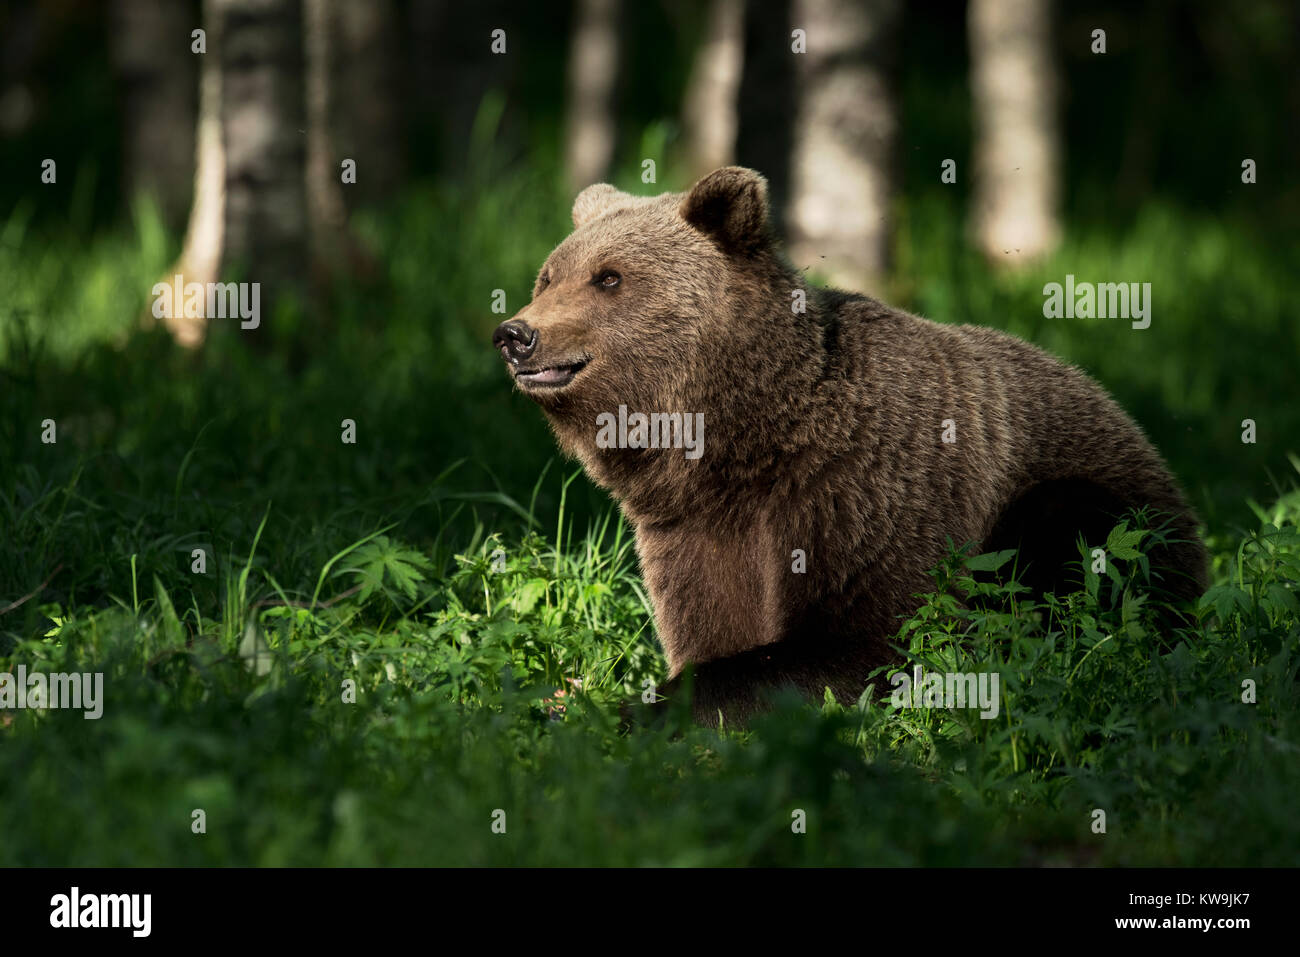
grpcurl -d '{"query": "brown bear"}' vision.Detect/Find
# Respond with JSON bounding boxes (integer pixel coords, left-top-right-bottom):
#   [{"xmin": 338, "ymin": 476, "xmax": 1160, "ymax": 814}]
[{"xmin": 492, "ymin": 166, "xmax": 1209, "ymax": 727}]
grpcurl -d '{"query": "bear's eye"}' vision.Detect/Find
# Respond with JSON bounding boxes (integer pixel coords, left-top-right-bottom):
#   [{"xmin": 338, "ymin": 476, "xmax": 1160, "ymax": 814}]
[
  {"xmin": 593, "ymin": 270, "xmax": 621, "ymax": 290},
  {"xmin": 536, "ymin": 272, "xmax": 551, "ymax": 293}
]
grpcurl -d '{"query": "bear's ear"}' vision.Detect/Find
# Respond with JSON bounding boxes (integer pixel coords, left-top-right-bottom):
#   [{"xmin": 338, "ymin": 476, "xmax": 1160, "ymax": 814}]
[
  {"xmin": 572, "ymin": 183, "xmax": 625, "ymax": 228},
  {"xmin": 679, "ymin": 167, "xmax": 770, "ymax": 255}
]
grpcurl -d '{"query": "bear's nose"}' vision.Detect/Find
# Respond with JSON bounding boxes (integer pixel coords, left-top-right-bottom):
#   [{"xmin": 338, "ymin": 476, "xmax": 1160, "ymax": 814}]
[{"xmin": 492, "ymin": 319, "xmax": 538, "ymax": 362}]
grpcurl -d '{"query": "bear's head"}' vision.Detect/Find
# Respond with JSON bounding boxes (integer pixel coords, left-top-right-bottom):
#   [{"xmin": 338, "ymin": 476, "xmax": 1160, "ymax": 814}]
[{"xmin": 493, "ymin": 167, "xmax": 823, "ymax": 514}]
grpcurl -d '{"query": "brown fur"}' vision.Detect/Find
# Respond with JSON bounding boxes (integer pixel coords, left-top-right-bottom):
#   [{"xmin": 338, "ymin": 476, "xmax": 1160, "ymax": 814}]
[{"xmin": 494, "ymin": 167, "xmax": 1209, "ymax": 727}]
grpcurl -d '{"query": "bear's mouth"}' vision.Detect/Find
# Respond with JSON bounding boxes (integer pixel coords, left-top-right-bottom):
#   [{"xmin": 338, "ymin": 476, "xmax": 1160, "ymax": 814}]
[{"xmin": 515, "ymin": 358, "xmax": 589, "ymax": 390}]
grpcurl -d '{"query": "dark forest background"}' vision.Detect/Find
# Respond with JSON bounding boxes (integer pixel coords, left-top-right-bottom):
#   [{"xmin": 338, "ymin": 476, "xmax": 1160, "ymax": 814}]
[{"xmin": 1, "ymin": 0, "xmax": 1295, "ymax": 531}]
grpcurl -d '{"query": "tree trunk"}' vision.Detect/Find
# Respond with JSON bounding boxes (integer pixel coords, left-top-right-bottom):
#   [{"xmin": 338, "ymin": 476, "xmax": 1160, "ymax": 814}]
[
  {"xmin": 166, "ymin": 0, "xmax": 225, "ymax": 347},
  {"xmin": 786, "ymin": 0, "xmax": 900, "ymax": 291},
  {"xmin": 304, "ymin": 0, "xmax": 348, "ymax": 273},
  {"xmin": 969, "ymin": 0, "xmax": 1061, "ymax": 266},
  {"xmin": 328, "ymin": 0, "xmax": 404, "ymax": 208},
  {"xmin": 564, "ymin": 0, "xmax": 620, "ymax": 191},
  {"xmin": 413, "ymin": 0, "xmax": 518, "ymax": 178},
  {"xmin": 164, "ymin": 0, "xmax": 309, "ymax": 346},
  {"xmin": 735, "ymin": 0, "xmax": 796, "ymax": 235},
  {"xmin": 109, "ymin": 0, "xmax": 198, "ymax": 229},
  {"xmin": 681, "ymin": 0, "xmax": 744, "ymax": 179},
  {"xmin": 218, "ymin": 0, "xmax": 308, "ymax": 309}
]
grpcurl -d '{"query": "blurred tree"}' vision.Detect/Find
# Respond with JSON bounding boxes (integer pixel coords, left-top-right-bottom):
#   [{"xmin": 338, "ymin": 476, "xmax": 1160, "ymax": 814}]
[
  {"xmin": 218, "ymin": 0, "xmax": 308, "ymax": 306},
  {"xmin": 681, "ymin": 0, "xmax": 744, "ymax": 179},
  {"xmin": 165, "ymin": 0, "xmax": 307, "ymax": 346},
  {"xmin": 328, "ymin": 0, "xmax": 404, "ymax": 208},
  {"xmin": 410, "ymin": 0, "xmax": 519, "ymax": 177},
  {"xmin": 736, "ymin": 0, "xmax": 795, "ymax": 232},
  {"xmin": 0, "ymin": 5, "xmax": 40, "ymax": 141},
  {"xmin": 785, "ymin": 0, "xmax": 900, "ymax": 291},
  {"xmin": 564, "ymin": 0, "xmax": 621, "ymax": 190},
  {"xmin": 109, "ymin": 0, "xmax": 198, "ymax": 229},
  {"xmin": 968, "ymin": 0, "xmax": 1060, "ymax": 266},
  {"xmin": 164, "ymin": 0, "xmax": 365, "ymax": 347},
  {"xmin": 166, "ymin": 0, "xmax": 226, "ymax": 347},
  {"xmin": 304, "ymin": 0, "xmax": 356, "ymax": 274}
]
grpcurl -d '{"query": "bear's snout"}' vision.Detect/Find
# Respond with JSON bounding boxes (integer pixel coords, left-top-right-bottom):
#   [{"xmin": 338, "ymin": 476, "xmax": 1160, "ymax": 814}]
[{"xmin": 492, "ymin": 319, "xmax": 538, "ymax": 363}]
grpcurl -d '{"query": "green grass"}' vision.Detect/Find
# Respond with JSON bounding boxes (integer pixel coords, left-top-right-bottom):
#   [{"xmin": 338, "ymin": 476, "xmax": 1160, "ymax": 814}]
[{"xmin": 1, "ymin": 166, "xmax": 1297, "ymax": 865}]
